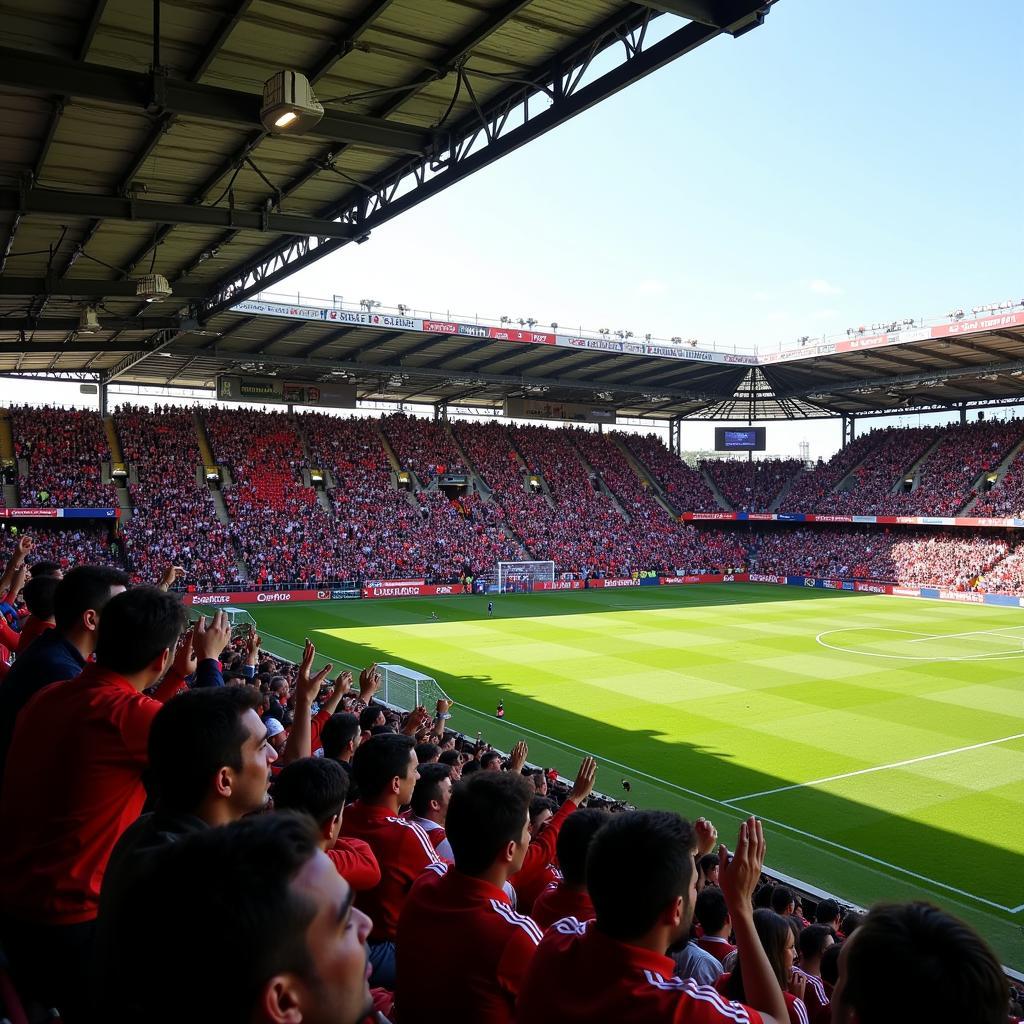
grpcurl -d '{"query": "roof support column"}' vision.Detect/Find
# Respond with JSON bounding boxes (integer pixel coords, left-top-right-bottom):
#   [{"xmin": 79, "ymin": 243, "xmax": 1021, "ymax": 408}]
[
  {"xmin": 669, "ymin": 416, "xmax": 682, "ymax": 457},
  {"xmin": 960, "ymin": 403, "xmax": 967, "ymax": 425},
  {"xmin": 841, "ymin": 413, "xmax": 855, "ymax": 448}
]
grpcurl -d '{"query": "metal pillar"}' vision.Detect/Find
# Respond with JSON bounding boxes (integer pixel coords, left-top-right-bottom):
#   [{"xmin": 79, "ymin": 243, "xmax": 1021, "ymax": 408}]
[
  {"xmin": 433, "ymin": 402, "xmax": 447, "ymax": 422},
  {"xmin": 98, "ymin": 381, "xmax": 108, "ymax": 417},
  {"xmin": 959, "ymin": 403, "xmax": 967, "ymax": 424},
  {"xmin": 841, "ymin": 413, "xmax": 855, "ymax": 448},
  {"xmin": 669, "ymin": 416, "xmax": 682, "ymax": 457}
]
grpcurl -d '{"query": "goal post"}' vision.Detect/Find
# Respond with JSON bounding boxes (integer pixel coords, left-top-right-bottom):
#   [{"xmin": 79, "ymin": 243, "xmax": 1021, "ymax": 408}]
[
  {"xmin": 497, "ymin": 560, "xmax": 556, "ymax": 593},
  {"xmin": 189, "ymin": 604, "xmax": 258, "ymax": 640},
  {"xmin": 377, "ymin": 663, "xmax": 449, "ymax": 711}
]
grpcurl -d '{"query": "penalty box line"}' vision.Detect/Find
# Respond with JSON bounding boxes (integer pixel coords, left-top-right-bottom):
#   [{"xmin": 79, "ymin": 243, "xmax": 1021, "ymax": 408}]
[{"xmin": 723, "ymin": 732, "xmax": 1024, "ymax": 804}]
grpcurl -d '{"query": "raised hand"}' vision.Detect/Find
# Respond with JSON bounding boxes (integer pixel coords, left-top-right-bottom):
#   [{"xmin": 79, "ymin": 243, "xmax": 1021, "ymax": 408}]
[
  {"xmin": 401, "ymin": 705, "xmax": 430, "ymax": 737},
  {"xmin": 296, "ymin": 639, "xmax": 333, "ymax": 705},
  {"xmin": 334, "ymin": 669, "xmax": 353, "ymax": 696},
  {"xmin": 170, "ymin": 625, "xmax": 197, "ymax": 678},
  {"xmin": 718, "ymin": 816, "xmax": 766, "ymax": 913},
  {"xmin": 245, "ymin": 626, "xmax": 261, "ymax": 660},
  {"xmin": 694, "ymin": 817, "xmax": 719, "ymax": 857},
  {"xmin": 359, "ymin": 662, "xmax": 382, "ymax": 702},
  {"xmin": 568, "ymin": 756, "xmax": 597, "ymax": 805},
  {"xmin": 508, "ymin": 740, "xmax": 529, "ymax": 773},
  {"xmin": 193, "ymin": 610, "xmax": 232, "ymax": 663},
  {"xmin": 157, "ymin": 565, "xmax": 185, "ymax": 591}
]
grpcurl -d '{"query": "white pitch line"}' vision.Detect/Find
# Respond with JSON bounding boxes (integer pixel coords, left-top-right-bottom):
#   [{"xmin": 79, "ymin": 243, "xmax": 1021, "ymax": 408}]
[
  {"xmin": 907, "ymin": 628, "xmax": 1024, "ymax": 644},
  {"xmin": 724, "ymin": 732, "xmax": 1024, "ymax": 803},
  {"xmin": 816, "ymin": 628, "xmax": 1024, "ymax": 662}
]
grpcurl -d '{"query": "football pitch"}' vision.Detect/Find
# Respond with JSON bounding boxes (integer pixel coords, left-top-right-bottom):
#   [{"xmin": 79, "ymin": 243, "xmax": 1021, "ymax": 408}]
[{"xmin": 247, "ymin": 584, "xmax": 1024, "ymax": 968}]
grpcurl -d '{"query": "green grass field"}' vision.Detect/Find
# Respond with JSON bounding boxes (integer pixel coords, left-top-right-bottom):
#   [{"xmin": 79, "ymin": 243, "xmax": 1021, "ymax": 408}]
[{"xmin": 244, "ymin": 584, "xmax": 1024, "ymax": 968}]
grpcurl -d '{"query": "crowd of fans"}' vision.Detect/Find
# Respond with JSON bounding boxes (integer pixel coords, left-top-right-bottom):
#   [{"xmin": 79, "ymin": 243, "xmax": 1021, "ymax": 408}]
[
  {"xmin": 0, "ymin": 540, "xmax": 1018, "ymax": 1024},
  {"xmin": 114, "ymin": 405, "xmax": 243, "ymax": 589},
  {"xmin": 615, "ymin": 431, "xmax": 723, "ymax": 512},
  {"xmin": 380, "ymin": 412, "xmax": 465, "ymax": 483},
  {"xmin": 11, "ymin": 406, "xmax": 116, "ymax": 508},
  {"xmin": 699, "ymin": 458, "xmax": 804, "ymax": 513}
]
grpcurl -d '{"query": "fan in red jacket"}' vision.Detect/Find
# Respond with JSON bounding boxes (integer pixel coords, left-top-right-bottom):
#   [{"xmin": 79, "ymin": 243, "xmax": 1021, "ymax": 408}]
[
  {"xmin": 340, "ymin": 733, "xmax": 439, "ymax": 990},
  {"xmin": 516, "ymin": 813, "xmax": 788, "ymax": 1024},
  {"xmin": 396, "ymin": 771, "xmax": 544, "ymax": 1024},
  {"xmin": 271, "ymin": 756, "xmax": 381, "ymax": 892},
  {"xmin": 531, "ymin": 807, "xmax": 607, "ymax": 930}
]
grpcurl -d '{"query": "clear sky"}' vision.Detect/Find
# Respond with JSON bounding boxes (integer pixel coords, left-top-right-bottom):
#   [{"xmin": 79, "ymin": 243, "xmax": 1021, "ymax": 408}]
[{"xmin": 10, "ymin": 0, "xmax": 1023, "ymax": 458}]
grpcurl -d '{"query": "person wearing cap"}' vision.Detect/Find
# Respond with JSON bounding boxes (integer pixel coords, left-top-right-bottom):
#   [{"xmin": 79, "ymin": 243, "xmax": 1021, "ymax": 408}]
[{"xmin": 265, "ymin": 715, "xmax": 288, "ymax": 774}]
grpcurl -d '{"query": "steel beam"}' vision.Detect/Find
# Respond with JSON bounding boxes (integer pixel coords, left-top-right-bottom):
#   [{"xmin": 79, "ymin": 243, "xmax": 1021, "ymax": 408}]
[
  {"xmin": 0, "ymin": 46, "xmax": 435, "ymax": 155},
  {"xmin": 0, "ymin": 276, "xmax": 209, "ymax": 299},
  {"xmin": 0, "ymin": 187, "xmax": 356, "ymax": 240},
  {"xmin": 632, "ymin": 1, "xmax": 773, "ymax": 31},
  {"xmin": 0, "ymin": 341, "xmax": 144, "ymax": 353},
  {"xmin": 0, "ymin": 316, "xmax": 180, "ymax": 332},
  {"xmin": 201, "ymin": 3, "xmax": 772, "ymax": 317}
]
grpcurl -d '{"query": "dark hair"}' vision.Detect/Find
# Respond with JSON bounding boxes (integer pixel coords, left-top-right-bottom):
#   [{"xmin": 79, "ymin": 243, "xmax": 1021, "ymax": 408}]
[
  {"xmin": 694, "ymin": 886, "xmax": 730, "ymax": 935},
  {"xmin": 321, "ymin": 712, "xmax": 360, "ymax": 760},
  {"xmin": 587, "ymin": 811, "xmax": 695, "ymax": 941},
  {"xmin": 410, "ymin": 762, "xmax": 452, "ymax": 818},
  {"xmin": 461, "ymin": 759, "xmax": 481, "ymax": 776},
  {"xmin": 148, "ymin": 688, "xmax": 261, "ymax": 814},
  {"xmin": 351, "ymin": 733, "xmax": 415, "ymax": 799},
  {"xmin": 841, "ymin": 909, "xmax": 864, "ymax": 936},
  {"xmin": 29, "ymin": 559, "xmax": 61, "ymax": 578},
  {"xmin": 837, "ymin": 903, "xmax": 1008, "ymax": 1024},
  {"xmin": 358, "ymin": 705, "xmax": 383, "ymax": 731},
  {"xmin": 438, "ymin": 749, "xmax": 461, "ymax": 768},
  {"xmin": 53, "ymin": 564, "xmax": 129, "ymax": 632},
  {"xmin": 770, "ymin": 884, "xmax": 795, "ymax": 914},
  {"xmin": 445, "ymin": 771, "xmax": 533, "ymax": 875},
  {"xmin": 753, "ymin": 882, "xmax": 774, "ymax": 909},
  {"xmin": 480, "ymin": 750, "xmax": 502, "ymax": 770},
  {"xmin": 95, "ymin": 586, "xmax": 187, "ymax": 675},
  {"xmin": 22, "ymin": 575, "xmax": 58, "ymax": 620},
  {"xmin": 698, "ymin": 853, "xmax": 719, "ymax": 878},
  {"xmin": 105, "ymin": 812, "xmax": 321, "ymax": 1024},
  {"xmin": 529, "ymin": 796, "xmax": 556, "ymax": 826},
  {"xmin": 370, "ymin": 724, "xmax": 395, "ymax": 736},
  {"xmin": 724, "ymin": 909, "xmax": 791, "ymax": 1002},
  {"xmin": 820, "ymin": 940, "xmax": 842, "ymax": 986},
  {"xmin": 554, "ymin": 808, "xmax": 606, "ymax": 887},
  {"xmin": 414, "ymin": 742, "xmax": 440, "ymax": 765},
  {"xmin": 799, "ymin": 923, "xmax": 834, "ymax": 962},
  {"xmin": 815, "ymin": 897, "xmax": 840, "ymax": 924},
  {"xmin": 273, "ymin": 757, "xmax": 349, "ymax": 827}
]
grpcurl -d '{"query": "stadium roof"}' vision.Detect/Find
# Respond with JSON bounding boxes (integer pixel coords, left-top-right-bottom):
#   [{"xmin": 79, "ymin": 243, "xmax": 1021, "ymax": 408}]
[{"xmin": 3, "ymin": 1, "xmax": 1023, "ymax": 423}]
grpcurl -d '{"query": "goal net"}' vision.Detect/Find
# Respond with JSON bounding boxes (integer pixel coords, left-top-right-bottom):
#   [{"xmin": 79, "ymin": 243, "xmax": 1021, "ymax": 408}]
[
  {"xmin": 189, "ymin": 604, "xmax": 258, "ymax": 640},
  {"xmin": 377, "ymin": 663, "xmax": 449, "ymax": 711},
  {"xmin": 497, "ymin": 560, "xmax": 556, "ymax": 593}
]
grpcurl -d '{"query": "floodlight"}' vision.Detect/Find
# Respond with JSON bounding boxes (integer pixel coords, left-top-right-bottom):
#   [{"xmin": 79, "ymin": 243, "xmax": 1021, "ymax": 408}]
[
  {"xmin": 135, "ymin": 274, "xmax": 173, "ymax": 302},
  {"xmin": 260, "ymin": 71, "xmax": 324, "ymax": 133},
  {"xmin": 78, "ymin": 306, "xmax": 101, "ymax": 333}
]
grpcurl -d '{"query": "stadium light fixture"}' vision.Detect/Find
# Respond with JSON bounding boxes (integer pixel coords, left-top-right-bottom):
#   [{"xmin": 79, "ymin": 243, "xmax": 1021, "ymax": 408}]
[
  {"xmin": 500, "ymin": 316, "xmax": 511, "ymax": 324},
  {"xmin": 359, "ymin": 298, "xmax": 381, "ymax": 312},
  {"xmin": 260, "ymin": 71, "xmax": 324, "ymax": 133},
  {"xmin": 644, "ymin": 333, "xmax": 652, "ymax": 341},
  {"xmin": 549, "ymin": 322, "xmax": 558, "ymax": 329},
  {"xmin": 135, "ymin": 273, "xmax": 173, "ymax": 303},
  {"xmin": 77, "ymin": 306, "xmax": 101, "ymax": 333}
]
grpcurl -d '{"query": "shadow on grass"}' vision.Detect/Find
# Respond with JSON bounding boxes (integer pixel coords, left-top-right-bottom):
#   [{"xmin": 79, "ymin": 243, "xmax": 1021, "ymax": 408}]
[{"xmin": 252, "ymin": 588, "xmax": 1024, "ymax": 968}]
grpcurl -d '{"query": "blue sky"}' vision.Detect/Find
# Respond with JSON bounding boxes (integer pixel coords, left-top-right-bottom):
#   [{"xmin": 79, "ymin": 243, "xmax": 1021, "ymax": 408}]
[{"xmin": 13, "ymin": 0, "xmax": 1022, "ymax": 457}]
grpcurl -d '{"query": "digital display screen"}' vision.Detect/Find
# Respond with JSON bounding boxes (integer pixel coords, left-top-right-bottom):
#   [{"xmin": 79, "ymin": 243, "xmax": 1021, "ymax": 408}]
[{"xmin": 714, "ymin": 427, "xmax": 766, "ymax": 451}]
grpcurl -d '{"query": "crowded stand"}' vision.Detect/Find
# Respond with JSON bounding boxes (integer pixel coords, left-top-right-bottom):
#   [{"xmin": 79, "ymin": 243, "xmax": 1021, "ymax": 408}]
[
  {"xmin": 699, "ymin": 458, "xmax": 804, "ymax": 513},
  {"xmin": 204, "ymin": 408, "xmax": 337, "ymax": 586},
  {"xmin": 10, "ymin": 523, "xmax": 123, "ymax": 572},
  {"xmin": 10, "ymin": 405, "xmax": 116, "ymax": 508},
  {"xmin": 974, "ymin": 443, "xmax": 1024, "ymax": 518},
  {"xmin": 380, "ymin": 412, "xmax": 465, "ymax": 482},
  {"xmin": 114, "ymin": 405, "xmax": 243, "ymax": 589},
  {"xmin": 885, "ymin": 418, "xmax": 1024, "ymax": 516},
  {"xmin": 615, "ymin": 430, "xmax": 723, "ymax": 512},
  {"xmin": 804, "ymin": 426, "xmax": 936, "ymax": 515},
  {"xmin": 780, "ymin": 429, "xmax": 889, "ymax": 513},
  {"xmin": 0, "ymin": 542, "xmax": 1018, "ymax": 1023},
  {"xmin": 746, "ymin": 525, "xmax": 1015, "ymax": 590}
]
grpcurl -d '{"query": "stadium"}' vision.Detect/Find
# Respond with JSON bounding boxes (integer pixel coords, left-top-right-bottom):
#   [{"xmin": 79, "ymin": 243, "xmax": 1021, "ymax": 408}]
[{"xmin": 0, "ymin": 1, "xmax": 1021, "ymax": 1022}]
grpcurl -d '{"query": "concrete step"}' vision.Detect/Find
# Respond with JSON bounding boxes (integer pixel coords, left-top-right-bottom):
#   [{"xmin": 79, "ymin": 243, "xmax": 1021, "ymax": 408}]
[{"xmin": 700, "ymin": 468, "xmax": 733, "ymax": 510}]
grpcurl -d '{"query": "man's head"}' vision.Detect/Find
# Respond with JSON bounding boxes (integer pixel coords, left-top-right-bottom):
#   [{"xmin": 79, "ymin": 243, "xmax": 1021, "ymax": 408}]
[
  {"xmin": 815, "ymin": 897, "xmax": 841, "ymax": 927},
  {"xmin": 22, "ymin": 575, "xmax": 58, "ymax": 623},
  {"xmin": 109, "ymin": 812, "xmax": 373, "ymax": 1024},
  {"xmin": 321, "ymin": 712, "xmax": 360, "ymax": 762},
  {"xmin": 698, "ymin": 852, "xmax": 720, "ymax": 887},
  {"xmin": 798, "ymin": 923, "xmax": 834, "ymax": 968},
  {"xmin": 53, "ymin": 564, "xmax": 130, "ymax": 651},
  {"xmin": 528, "ymin": 795, "xmax": 556, "ymax": 835},
  {"xmin": 270, "ymin": 675, "xmax": 289, "ymax": 700},
  {"xmin": 410, "ymin": 762, "xmax": 453, "ymax": 825},
  {"xmin": 770, "ymin": 884, "xmax": 795, "ymax": 916},
  {"xmin": 273, "ymin": 758, "xmax": 350, "ymax": 847},
  {"xmin": 414, "ymin": 741, "xmax": 440, "ymax": 766},
  {"xmin": 94, "ymin": 586, "xmax": 187, "ymax": 685},
  {"xmin": 359, "ymin": 706, "xmax": 385, "ymax": 733},
  {"xmin": 480, "ymin": 750, "xmax": 503, "ymax": 772},
  {"xmin": 351, "ymin": 733, "xmax": 418, "ymax": 807},
  {"xmin": 587, "ymin": 810, "xmax": 696, "ymax": 945},
  {"xmin": 29, "ymin": 559, "xmax": 62, "ymax": 579},
  {"xmin": 694, "ymin": 886, "xmax": 730, "ymax": 937},
  {"xmin": 266, "ymin": 717, "xmax": 288, "ymax": 754},
  {"xmin": 554, "ymin": 807, "xmax": 607, "ymax": 888},
  {"xmin": 445, "ymin": 771, "xmax": 533, "ymax": 878},
  {"xmin": 148, "ymin": 687, "xmax": 274, "ymax": 823},
  {"xmin": 831, "ymin": 902, "xmax": 1007, "ymax": 1024},
  {"xmin": 530, "ymin": 769, "xmax": 548, "ymax": 795}
]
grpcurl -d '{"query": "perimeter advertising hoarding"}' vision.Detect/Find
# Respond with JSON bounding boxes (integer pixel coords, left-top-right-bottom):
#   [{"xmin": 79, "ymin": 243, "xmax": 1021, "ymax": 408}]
[
  {"xmin": 504, "ymin": 397, "xmax": 616, "ymax": 424},
  {"xmin": 216, "ymin": 374, "xmax": 356, "ymax": 409},
  {"xmin": 182, "ymin": 589, "xmax": 333, "ymax": 606}
]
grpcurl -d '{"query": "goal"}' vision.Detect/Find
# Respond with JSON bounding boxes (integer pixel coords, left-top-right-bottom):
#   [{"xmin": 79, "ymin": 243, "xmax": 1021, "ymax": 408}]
[
  {"xmin": 497, "ymin": 560, "xmax": 555, "ymax": 593},
  {"xmin": 189, "ymin": 604, "xmax": 258, "ymax": 639},
  {"xmin": 377, "ymin": 663, "xmax": 449, "ymax": 711}
]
